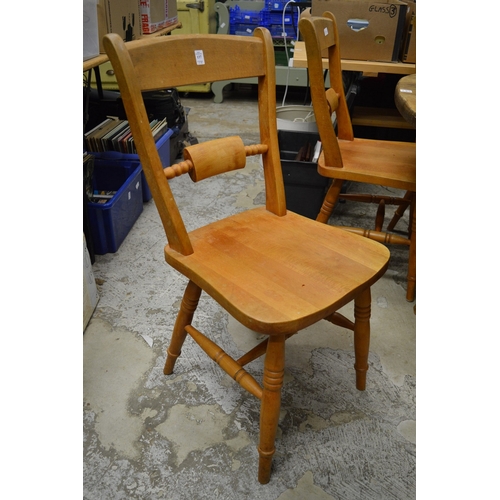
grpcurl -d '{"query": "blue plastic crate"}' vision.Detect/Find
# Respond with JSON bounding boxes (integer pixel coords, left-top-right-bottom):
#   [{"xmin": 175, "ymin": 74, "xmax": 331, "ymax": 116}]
[
  {"xmin": 92, "ymin": 158, "xmax": 151, "ymax": 202},
  {"xmin": 230, "ymin": 23, "xmax": 258, "ymax": 36},
  {"xmin": 260, "ymin": 10, "xmax": 296, "ymax": 26},
  {"xmin": 87, "ymin": 164, "xmax": 143, "ymax": 254},
  {"xmin": 265, "ymin": 0, "xmax": 294, "ymax": 11},
  {"xmin": 89, "ymin": 128, "xmax": 173, "ymax": 202},
  {"xmin": 269, "ymin": 24, "xmax": 298, "ymax": 39},
  {"xmin": 229, "ymin": 5, "xmax": 262, "ymax": 24}
]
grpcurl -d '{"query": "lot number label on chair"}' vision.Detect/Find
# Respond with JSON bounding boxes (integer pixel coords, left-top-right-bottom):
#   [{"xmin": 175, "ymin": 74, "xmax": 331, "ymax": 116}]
[{"xmin": 195, "ymin": 50, "xmax": 205, "ymax": 65}]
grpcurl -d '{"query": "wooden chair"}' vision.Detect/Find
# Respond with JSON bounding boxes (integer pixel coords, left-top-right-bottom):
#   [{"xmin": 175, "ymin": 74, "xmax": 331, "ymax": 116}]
[
  {"xmin": 299, "ymin": 13, "xmax": 417, "ymax": 301},
  {"xmin": 104, "ymin": 29, "xmax": 390, "ymax": 484}
]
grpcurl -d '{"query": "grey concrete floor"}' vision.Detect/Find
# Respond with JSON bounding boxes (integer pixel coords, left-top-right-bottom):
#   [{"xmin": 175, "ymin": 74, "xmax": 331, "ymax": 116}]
[{"xmin": 83, "ymin": 86, "xmax": 416, "ymax": 499}]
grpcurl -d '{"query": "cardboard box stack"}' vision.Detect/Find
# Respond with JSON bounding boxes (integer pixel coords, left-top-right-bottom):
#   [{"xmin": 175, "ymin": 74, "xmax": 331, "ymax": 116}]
[{"xmin": 95, "ymin": 0, "xmax": 179, "ymax": 53}]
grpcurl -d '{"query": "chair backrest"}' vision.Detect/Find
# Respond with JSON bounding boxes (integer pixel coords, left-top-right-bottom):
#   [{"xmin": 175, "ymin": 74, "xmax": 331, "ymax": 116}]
[
  {"xmin": 103, "ymin": 30, "xmax": 286, "ymax": 256},
  {"xmin": 299, "ymin": 12, "xmax": 354, "ymax": 169}
]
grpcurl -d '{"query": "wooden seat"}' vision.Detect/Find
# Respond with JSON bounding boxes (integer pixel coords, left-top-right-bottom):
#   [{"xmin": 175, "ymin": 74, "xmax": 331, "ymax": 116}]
[
  {"xmin": 104, "ymin": 29, "xmax": 390, "ymax": 484},
  {"xmin": 299, "ymin": 13, "xmax": 416, "ymax": 301}
]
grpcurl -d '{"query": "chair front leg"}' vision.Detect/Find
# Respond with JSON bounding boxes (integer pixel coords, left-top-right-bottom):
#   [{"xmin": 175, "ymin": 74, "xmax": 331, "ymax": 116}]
[
  {"xmin": 164, "ymin": 280, "xmax": 202, "ymax": 375},
  {"xmin": 353, "ymin": 287, "xmax": 371, "ymax": 391},
  {"xmin": 258, "ymin": 334, "xmax": 286, "ymax": 484}
]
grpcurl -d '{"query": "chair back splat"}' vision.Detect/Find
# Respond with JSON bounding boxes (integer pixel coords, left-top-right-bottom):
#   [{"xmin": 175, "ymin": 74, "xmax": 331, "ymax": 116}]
[{"xmin": 104, "ymin": 29, "xmax": 390, "ymax": 484}]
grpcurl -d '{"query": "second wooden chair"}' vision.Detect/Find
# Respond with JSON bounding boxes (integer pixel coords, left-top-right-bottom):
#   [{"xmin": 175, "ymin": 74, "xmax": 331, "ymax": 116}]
[{"xmin": 299, "ymin": 13, "xmax": 416, "ymax": 301}]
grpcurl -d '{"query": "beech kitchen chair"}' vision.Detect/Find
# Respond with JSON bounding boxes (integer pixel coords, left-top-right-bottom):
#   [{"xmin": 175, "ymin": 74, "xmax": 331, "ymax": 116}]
[
  {"xmin": 104, "ymin": 29, "xmax": 390, "ymax": 484},
  {"xmin": 299, "ymin": 13, "xmax": 416, "ymax": 301}
]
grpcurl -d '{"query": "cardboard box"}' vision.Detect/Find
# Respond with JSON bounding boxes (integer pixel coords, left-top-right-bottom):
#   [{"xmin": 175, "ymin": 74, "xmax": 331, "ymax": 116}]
[
  {"xmin": 140, "ymin": 0, "xmax": 178, "ymax": 34},
  {"xmin": 84, "ymin": 0, "xmax": 100, "ymax": 60},
  {"xmin": 400, "ymin": 0, "xmax": 415, "ymax": 63},
  {"xmin": 311, "ymin": 0, "xmax": 408, "ymax": 62},
  {"xmin": 97, "ymin": 0, "xmax": 141, "ymax": 53},
  {"xmin": 166, "ymin": 0, "xmax": 178, "ymax": 28}
]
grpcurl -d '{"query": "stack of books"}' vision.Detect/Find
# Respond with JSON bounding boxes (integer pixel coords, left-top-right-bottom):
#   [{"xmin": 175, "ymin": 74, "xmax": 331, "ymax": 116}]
[{"xmin": 84, "ymin": 117, "xmax": 168, "ymax": 154}]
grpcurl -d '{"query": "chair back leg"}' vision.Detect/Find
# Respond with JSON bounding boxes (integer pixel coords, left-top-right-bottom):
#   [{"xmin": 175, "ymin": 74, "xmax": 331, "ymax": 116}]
[{"xmin": 316, "ymin": 179, "xmax": 344, "ymax": 223}]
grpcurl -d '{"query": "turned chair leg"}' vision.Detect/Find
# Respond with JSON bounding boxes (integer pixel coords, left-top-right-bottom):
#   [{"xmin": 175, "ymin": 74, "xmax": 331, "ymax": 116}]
[
  {"xmin": 316, "ymin": 179, "xmax": 343, "ymax": 224},
  {"xmin": 353, "ymin": 287, "xmax": 371, "ymax": 391},
  {"xmin": 406, "ymin": 199, "xmax": 416, "ymax": 302},
  {"xmin": 258, "ymin": 334, "xmax": 286, "ymax": 484},
  {"xmin": 164, "ymin": 280, "xmax": 202, "ymax": 375},
  {"xmin": 387, "ymin": 190, "xmax": 412, "ymax": 232}
]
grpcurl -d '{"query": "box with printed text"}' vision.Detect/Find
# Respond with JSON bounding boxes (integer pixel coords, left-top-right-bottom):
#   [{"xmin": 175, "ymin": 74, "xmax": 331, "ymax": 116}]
[
  {"xmin": 140, "ymin": 0, "xmax": 178, "ymax": 34},
  {"xmin": 311, "ymin": 0, "xmax": 408, "ymax": 62}
]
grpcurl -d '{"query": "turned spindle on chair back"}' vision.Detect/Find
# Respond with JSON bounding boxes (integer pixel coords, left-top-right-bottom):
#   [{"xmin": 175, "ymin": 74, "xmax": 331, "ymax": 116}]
[{"xmin": 103, "ymin": 31, "xmax": 286, "ymax": 256}]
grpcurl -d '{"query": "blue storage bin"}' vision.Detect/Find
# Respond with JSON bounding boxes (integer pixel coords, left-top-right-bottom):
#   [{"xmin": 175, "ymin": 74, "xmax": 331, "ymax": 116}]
[
  {"xmin": 269, "ymin": 24, "xmax": 298, "ymax": 39},
  {"xmin": 87, "ymin": 164, "xmax": 143, "ymax": 254},
  {"xmin": 92, "ymin": 158, "xmax": 151, "ymax": 202},
  {"xmin": 260, "ymin": 11, "xmax": 296, "ymax": 26},
  {"xmin": 229, "ymin": 5, "xmax": 262, "ymax": 24},
  {"xmin": 90, "ymin": 128, "xmax": 173, "ymax": 202},
  {"xmin": 265, "ymin": 0, "xmax": 293, "ymax": 11},
  {"xmin": 230, "ymin": 23, "xmax": 258, "ymax": 36}
]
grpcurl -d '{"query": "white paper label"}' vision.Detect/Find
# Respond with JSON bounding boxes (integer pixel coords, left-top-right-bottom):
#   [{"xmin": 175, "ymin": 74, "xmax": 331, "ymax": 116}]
[
  {"xmin": 323, "ymin": 27, "xmax": 329, "ymax": 36},
  {"xmin": 195, "ymin": 50, "xmax": 205, "ymax": 65}
]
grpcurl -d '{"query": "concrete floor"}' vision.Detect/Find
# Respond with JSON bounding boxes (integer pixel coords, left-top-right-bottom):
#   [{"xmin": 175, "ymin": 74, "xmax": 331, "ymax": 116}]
[{"xmin": 83, "ymin": 86, "xmax": 416, "ymax": 499}]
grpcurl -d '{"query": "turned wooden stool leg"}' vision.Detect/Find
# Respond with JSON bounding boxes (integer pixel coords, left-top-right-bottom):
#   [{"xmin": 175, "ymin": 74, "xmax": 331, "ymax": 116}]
[
  {"xmin": 406, "ymin": 199, "xmax": 416, "ymax": 302},
  {"xmin": 164, "ymin": 280, "xmax": 202, "ymax": 375},
  {"xmin": 353, "ymin": 287, "xmax": 371, "ymax": 391},
  {"xmin": 316, "ymin": 179, "xmax": 343, "ymax": 223},
  {"xmin": 258, "ymin": 334, "xmax": 286, "ymax": 484}
]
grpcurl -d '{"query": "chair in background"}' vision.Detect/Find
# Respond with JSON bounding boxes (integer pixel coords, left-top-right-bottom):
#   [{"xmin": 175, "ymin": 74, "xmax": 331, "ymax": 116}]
[
  {"xmin": 299, "ymin": 13, "xmax": 416, "ymax": 301},
  {"xmin": 104, "ymin": 29, "xmax": 389, "ymax": 484}
]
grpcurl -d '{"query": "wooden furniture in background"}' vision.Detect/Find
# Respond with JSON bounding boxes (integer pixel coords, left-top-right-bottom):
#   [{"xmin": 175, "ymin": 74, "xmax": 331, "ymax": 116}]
[
  {"xmin": 395, "ymin": 74, "xmax": 416, "ymax": 128},
  {"xmin": 293, "ymin": 41, "xmax": 415, "ymax": 130},
  {"xmin": 292, "ymin": 41, "xmax": 416, "ymax": 76},
  {"xmin": 104, "ymin": 28, "xmax": 390, "ymax": 483},
  {"xmin": 299, "ymin": 13, "xmax": 416, "ymax": 301}
]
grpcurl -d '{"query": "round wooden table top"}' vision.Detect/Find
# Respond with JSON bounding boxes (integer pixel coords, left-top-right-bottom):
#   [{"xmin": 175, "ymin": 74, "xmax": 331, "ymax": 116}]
[{"xmin": 395, "ymin": 74, "xmax": 416, "ymax": 128}]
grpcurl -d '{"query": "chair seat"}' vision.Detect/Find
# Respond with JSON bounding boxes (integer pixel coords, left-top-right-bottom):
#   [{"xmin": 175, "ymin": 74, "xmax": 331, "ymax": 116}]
[
  {"xmin": 318, "ymin": 138, "xmax": 416, "ymax": 191},
  {"xmin": 165, "ymin": 207, "xmax": 390, "ymax": 335}
]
